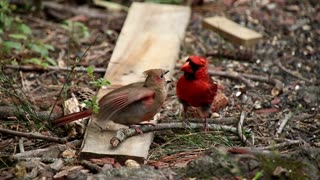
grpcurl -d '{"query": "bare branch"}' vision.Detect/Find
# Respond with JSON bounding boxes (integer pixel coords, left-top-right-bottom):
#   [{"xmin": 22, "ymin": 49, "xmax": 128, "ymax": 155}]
[
  {"xmin": 110, "ymin": 122, "xmax": 243, "ymax": 147},
  {"xmin": 238, "ymin": 111, "xmax": 252, "ymax": 145},
  {"xmin": 0, "ymin": 127, "xmax": 68, "ymax": 144},
  {"xmin": 276, "ymin": 111, "xmax": 294, "ymax": 137},
  {"xmin": 3, "ymin": 65, "xmax": 106, "ymax": 73},
  {"xmin": 209, "ymin": 70, "xmax": 255, "ymax": 88}
]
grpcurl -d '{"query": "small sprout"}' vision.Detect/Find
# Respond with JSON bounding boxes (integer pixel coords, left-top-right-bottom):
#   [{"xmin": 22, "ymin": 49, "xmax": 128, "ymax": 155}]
[{"xmin": 90, "ymin": 78, "xmax": 111, "ymax": 88}]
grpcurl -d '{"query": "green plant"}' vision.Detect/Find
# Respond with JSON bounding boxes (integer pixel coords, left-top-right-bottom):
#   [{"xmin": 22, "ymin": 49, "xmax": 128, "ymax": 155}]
[
  {"xmin": 61, "ymin": 20, "xmax": 90, "ymax": 45},
  {"xmin": 253, "ymin": 171, "xmax": 263, "ymax": 180},
  {"xmin": 84, "ymin": 65, "xmax": 110, "ymax": 113},
  {"xmin": 0, "ymin": 0, "xmax": 56, "ymax": 67},
  {"xmin": 0, "ymin": 70, "xmax": 44, "ymax": 128}
]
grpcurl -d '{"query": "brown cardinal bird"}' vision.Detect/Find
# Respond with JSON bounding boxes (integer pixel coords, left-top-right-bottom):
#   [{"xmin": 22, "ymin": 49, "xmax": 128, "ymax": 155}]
[
  {"xmin": 52, "ymin": 69, "xmax": 169, "ymax": 131},
  {"xmin": 176, "ymin": 56, "xmax": 217, "ymax": 131}
]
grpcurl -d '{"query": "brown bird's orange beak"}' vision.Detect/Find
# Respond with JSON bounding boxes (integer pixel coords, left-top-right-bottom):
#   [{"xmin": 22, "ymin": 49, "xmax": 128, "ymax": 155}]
[{"xmin": 180, "ymin": 62, "xmax": 193, "ymax": 73}]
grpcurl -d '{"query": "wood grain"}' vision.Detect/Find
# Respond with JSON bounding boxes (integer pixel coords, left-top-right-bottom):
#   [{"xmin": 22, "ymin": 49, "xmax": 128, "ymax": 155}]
[
  {"xmin": 203, "ymin": 16, "xmax": 263, "ymax": 47},
  {"xmin": 80, "ymin": 2, "xmax": 190, "ymax": 163}
]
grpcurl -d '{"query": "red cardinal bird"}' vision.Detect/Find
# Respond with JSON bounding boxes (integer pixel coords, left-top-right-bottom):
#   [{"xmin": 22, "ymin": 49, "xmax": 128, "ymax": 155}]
[
  {"xmin": 52, "ymin": 69, "xmax": 169, "ymax": 131},
  {"xmin": 176, "ymin": 56, "xmax": 217, "ymax": 131}
]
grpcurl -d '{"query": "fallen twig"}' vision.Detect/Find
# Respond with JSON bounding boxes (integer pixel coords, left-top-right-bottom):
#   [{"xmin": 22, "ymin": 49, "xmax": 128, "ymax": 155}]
[
  {"xmin": 110, "ymin": 122, "xmax": 243, "ymax": 147},
  {"xmin": 275, "ymin": 60, "xmax": 312, "ymax": 83},
  {"xmin": 3, "ymin": 65, "xmax": 106, "ymax": 73},
  {"xmin": 228, "ymin": 139, "xmax": 302, "ymax": 154},
  {"xmin": 43, "ymin": 1, "xmax": 112, "ymax": 19},
  {"xmin": 238, "ymin": 111, "xmax": 252, "ymax": 145},
  {"xmin": 80, "ymin": 160, "xmax": 102, "ymax": 173},
  {"xmin": 18, "ymin": 138, "xmax": 25, "ymax": 153},
  {"xmin": 256, "ymin": 139, "xmax": 301, "ymax": 150},
  {"xmin": 208, "ymin": 70, "xmax": 255, "ymax": 88},
  {"xmin": 11, "ymin": 140, "xmax": 81, "ymax": 159},
  {"xmin": 206, "ymin": 49, "xmax": 254, "ymax": 63},
  {"xmin": 0, "ymin": 106, "xmax": 62, "ymax": 120},
  {"xmin": 7, "ymin": 157, "xmax": 75, "ymax": 164},
  {"xmin": 0, "ymin": 127, "xmax": 68, "ymax": 144},
  {"xmin": 241, "ymin": 73, "xmax": 284, "ymax": 89},
  {"xmin": 276, "ymin": 111, "xmax": 294, "ymax": 137}
]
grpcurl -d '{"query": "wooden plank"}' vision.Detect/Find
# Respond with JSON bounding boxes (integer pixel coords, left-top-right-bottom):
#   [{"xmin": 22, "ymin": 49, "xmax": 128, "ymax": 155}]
[
  {"xmin": 203, "ymin": 16, "xmax": 263, "ymax": 47},
  {"xmin": 80, "ymin": 2, "xmax": 190, "ymax": 163}
]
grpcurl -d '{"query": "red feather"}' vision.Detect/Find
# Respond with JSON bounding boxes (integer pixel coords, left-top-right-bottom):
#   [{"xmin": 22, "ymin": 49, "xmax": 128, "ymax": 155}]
[{"xmin": 176, "ymin": 56, "xmax": 218, "ymax": 131}]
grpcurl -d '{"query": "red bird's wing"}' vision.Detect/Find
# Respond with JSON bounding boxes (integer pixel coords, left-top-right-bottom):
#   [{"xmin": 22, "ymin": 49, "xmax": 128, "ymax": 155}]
[
  {"xmin": 176, "ymin": 75, "xmax": 217, "ymax": 107},
  {"xmin": 97, "ymin": 87, "xmax": 155, "ymax": 121}
]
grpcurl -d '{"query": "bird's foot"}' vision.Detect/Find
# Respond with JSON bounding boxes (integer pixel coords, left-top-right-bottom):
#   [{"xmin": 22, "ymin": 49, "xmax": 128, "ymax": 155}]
[{"xmin": 129, "ymin": 125, "xmax": 143, "ymax": 134}]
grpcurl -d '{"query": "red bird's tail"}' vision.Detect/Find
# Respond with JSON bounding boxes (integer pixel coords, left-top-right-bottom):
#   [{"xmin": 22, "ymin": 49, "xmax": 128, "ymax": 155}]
[{"xmin": 51, "ymin": 109, "xmax": 93, "ymax": 126}]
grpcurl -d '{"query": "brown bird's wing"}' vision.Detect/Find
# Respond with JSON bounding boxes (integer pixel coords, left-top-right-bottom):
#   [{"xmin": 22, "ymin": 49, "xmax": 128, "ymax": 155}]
[{"xmin": 97, "ymin": 87, "xmax": 155, "ymax": 121}]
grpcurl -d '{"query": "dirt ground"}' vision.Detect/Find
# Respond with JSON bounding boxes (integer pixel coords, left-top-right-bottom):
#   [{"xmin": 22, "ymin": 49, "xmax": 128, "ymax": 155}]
[{"xmin": 0, "ymin": 0, "xmax": 319, "ymax": 179}]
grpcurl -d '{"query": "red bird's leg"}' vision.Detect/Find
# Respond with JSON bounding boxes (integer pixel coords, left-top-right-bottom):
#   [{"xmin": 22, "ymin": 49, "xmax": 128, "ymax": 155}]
[
  {"xmin": 204, "ymin": 117, "xmax": 208, "ymax": 132},
  {"xmin": 181, "ymin": 103, "xmax": 191, "ymax": 126},
  {"xmin": 201, "ymin": 105, "xmax": 212, "ymax": 132},
  {"xmin": 130, "ymin": 122, "xmax": 156, "ymax": 134},
  {"xmin": 129, "ymin": 125, "xmax": 143, "ymax": 134}
]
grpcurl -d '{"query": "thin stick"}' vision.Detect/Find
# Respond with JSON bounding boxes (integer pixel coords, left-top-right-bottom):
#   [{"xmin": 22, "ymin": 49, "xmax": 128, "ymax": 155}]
[
  {"xmin": 49, "ymin": 36, "xmax": 99, "ymax": 120},
  {"xmin": 4, "ymin": 65, "xmax": 106, "ymax": 73},
  {"xmin": 228, "ymin": 140, "xmax": 301, "ymax": 154},
  {"xmin": 0, "ymin": 106, "xmax": 62, "ymax": 120},
  {"xmin": 241, "ymin": 73, "xmax": 283, "ymax": 89},
  {"xmin": 110, "ymin": 122, "xmax": 242, "ymax": 147},
  {"xmin": 238, "ymin": 111, "xmax": 250, "ymax": 145},
  {"xmin": 256, "ymin": 140, "xmax": 301, "ymax": 150},
  {"xmin": 275, "ymin": 60, "xmax": 312, "ymax": 83},
  {"xmin": 208, "ymin": 70, "xmax": 255, "ymax": 88},
  {"xmin": 18, "ymin": 138, "xmax": 25, "ymax": 153},
  {"xmin": 276, "ymin": 111, "xmax": 294, "ymax": 137},
  {"xmin": 12, "ymin": 140, "xmax": 81, "ymax": 159},
  {"xmin": 80, "ymin": 160, "xmax": 102, "ymax": 173},
  {"xmin": 0, "ymin": 127, "xmax": 68, "ymax": 143}
]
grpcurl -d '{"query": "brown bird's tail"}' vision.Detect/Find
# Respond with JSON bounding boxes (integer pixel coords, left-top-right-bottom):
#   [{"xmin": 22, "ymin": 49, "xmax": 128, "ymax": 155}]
[{"xmin": 51, "ymin": 109, "xmax": 93, "ymax": 126}]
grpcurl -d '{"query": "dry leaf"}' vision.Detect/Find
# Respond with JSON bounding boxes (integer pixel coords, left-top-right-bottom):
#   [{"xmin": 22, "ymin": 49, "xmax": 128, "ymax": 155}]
[
  {"xmin": 62, "ymin": 149, "xmax": 76, "ymax": 158},
  {"xmin": 125, "ymin": 159, "xmax": 140, "ymax": 168}
]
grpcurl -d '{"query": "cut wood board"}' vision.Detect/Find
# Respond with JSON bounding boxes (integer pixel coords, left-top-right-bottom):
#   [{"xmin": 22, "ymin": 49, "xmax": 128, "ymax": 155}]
[
  {"xmin": 80, "ymin": 2, "xmax": 190, "ymax": 163},
  {"xmin": 203, "ymin": 16, "xmax": 263, "ymax": 47}
]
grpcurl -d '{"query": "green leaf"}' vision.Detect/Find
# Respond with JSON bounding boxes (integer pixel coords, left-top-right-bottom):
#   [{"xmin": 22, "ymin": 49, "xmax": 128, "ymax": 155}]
[
  {"xmin": 89, "ymin": 78, "xmax": 111, "ymax": 88},
  {"xmin": 45, "ymin": 56, "xmax": 57, "ymax": 66},
  {"xmin": 44, "ymin": 44, "xmax": 55, "ymax": 51},
  {"xmin": 27, "ymin": 43, "xmax": 48, "ymax": 57},
  {"xmin": 86, "ymin": 65, "xmax": 94, "ymax": 77},
  {"xmin": 25, "ymin": 58, "xmax": 49, "ymax": 67},
  {"xmin": 3, "ymin": 41, "xmax": 22, "ymax": 50},
  {"xmin": 11, "ymin": 59, "xmax": 18, "ymax": 65},
  {"xmin": 253, "ymin": 171, "xmax": 263, "ymax": 180},
  {"xmin": 9, "ymin": 33, "xmax": 27, "ymax": 40},
  {"xmin": 84, "ymin": 100, "xmax": 92, "ymax": 109},
  {"xmin": 18, "ymin": 24, "xmax": 32, "ymax": 35}
]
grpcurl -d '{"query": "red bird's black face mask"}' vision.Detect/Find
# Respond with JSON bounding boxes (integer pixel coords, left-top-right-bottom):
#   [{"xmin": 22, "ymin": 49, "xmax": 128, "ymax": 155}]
[{"xmin": 181, "ymin": 58, "xmax": 202, "ymax": 80}]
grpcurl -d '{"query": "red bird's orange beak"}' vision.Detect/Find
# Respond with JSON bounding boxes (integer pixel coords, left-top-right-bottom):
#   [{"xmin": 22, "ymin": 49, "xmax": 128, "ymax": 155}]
[{"xmin": 180, "ymin": 62, "xmax": 193, "ymax": 73}]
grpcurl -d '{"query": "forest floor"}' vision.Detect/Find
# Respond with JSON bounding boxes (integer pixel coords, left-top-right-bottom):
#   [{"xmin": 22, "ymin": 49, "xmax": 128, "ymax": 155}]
[{"xmin": 0, "ymin": 0, "xmax": 319, "ymax": 179}]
